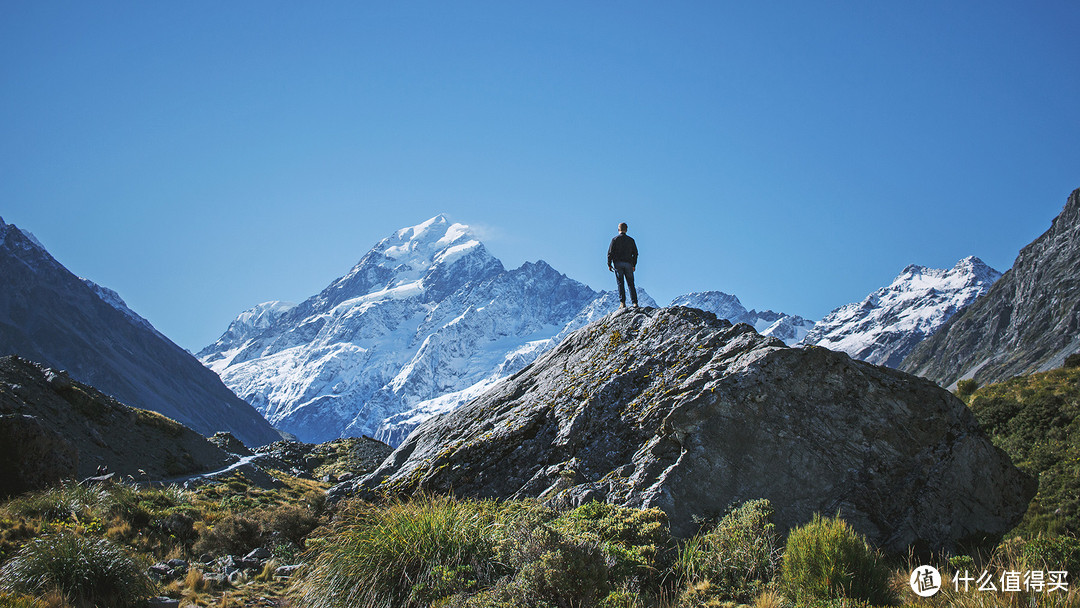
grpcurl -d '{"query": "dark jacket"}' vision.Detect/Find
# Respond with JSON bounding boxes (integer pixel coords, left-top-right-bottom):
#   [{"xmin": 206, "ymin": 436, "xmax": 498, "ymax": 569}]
[{"xmin": 607, "ymin": 233, "xmax": 638, "ymax": 267}]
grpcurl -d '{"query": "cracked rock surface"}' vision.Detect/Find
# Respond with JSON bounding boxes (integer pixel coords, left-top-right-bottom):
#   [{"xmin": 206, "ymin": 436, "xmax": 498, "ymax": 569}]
[{"xmin": 363, "ymin": 306, "xmax": 1034, "ymax": 552}]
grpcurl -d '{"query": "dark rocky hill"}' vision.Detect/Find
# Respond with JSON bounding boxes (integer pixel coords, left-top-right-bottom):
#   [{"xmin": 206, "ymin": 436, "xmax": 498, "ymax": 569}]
[
  {"xmin": 0, "ymin": 217, "xmax": 280, "ymax": 447},
  {"xmin": 361, "ymin": 306, "xmax": 1034, "ymax": 552},
  {"xmin": 901, "ymin": 188, "xmax": 1080, "ymax": 388},
  {"xmin": 0, "ymin": 355, "xmax": 233, "ymax": 495}
]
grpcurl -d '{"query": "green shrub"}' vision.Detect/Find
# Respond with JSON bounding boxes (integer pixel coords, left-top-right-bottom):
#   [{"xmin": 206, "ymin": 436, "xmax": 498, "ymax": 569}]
[
  {"xmin": 255, "ymin": 504, "xmax": 319, "ymax": 547},
  {"xmin": 780, "ymin": 514, "xmax": 893, "ymax": 605},
  {"xmin": 947, "ymin": 554, "xmax": 976, "ymax": 573},
  {"xmin": 554, "ymin": 501, "xmax": 672, "ymax": 586},
  {"xmin": 966, "ymin": 366, "xmax": 1080, "ymax": 536},
  {"xmin": 499, "ymin": 523, "xmax": 611, "ymax": 607},
  {"xmin": 676, "ymin": 498, "xmax": 780, "ymax": 603},
  {"xmin": 1020, "ymin": 535, "xmax": 1080, "ymax": 573},
  {"xmin": 1064, "ymin": 353, "xmax": 1080, "ymax": 369},
  {"xmin": 0, "ymin": 531, "xmax": 153, "ymax": 608},
  {"xmin": 193, "ymin": 513, "xmax": 262, "ymax": 557},
  {"xmin": 293, "ymin": 495, "xmax": 506, "ymax": 608},
  {"xmin": 955, "ymin": 378, "xmax": 979, "ymax": 401}
]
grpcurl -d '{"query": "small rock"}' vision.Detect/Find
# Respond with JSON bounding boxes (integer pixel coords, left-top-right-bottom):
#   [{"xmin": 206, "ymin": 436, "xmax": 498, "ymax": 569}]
[
  {"xmin": 148, "ymin": 597, "xmax": 180, "ymax": 608},
  {"xmin": 244, "ymin": 547, "xmax": 273, "ymax": 562},
  {"xmin": 148, "ymin": 562, "xmax": 175, "ymax": 581},
  {"xmin": 203, "ymin": 572, "xmax": 227, "ymax": 588},
  {"xmin": 166, "ymin": 558, "xmax": 189, "ymax": 573},
  {"xmin": 326, "ymin": 479, "xmax": 357, "ymax": 504},
  {"xmin": 222, "ymin": 554, "xmax": 260, "ymax": 572},
  {"xmin": 275, "ymin": 564, "xmax": 302, "ymax": 578}
]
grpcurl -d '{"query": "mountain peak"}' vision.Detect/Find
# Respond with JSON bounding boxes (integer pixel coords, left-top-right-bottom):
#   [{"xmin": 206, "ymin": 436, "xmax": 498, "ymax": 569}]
[
  {"xmin": 394, "ymin": 214, "xmax": 456, "ymax": 242},
  {"xmin": 802, "ymin": 257, "xmax": 1002, "ymax": 367},
  {"xmin": 376, "ymin": 216, "xmax": 483, "ymax": 268}
]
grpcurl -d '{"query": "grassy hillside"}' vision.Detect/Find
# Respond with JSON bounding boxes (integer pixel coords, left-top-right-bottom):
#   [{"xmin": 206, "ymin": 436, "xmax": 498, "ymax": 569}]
[
  {"xmin": 960, "ymin": 355, "xmax": 1080, "ymax": 537},
  {"xmin": 4, "ymin": 478, "xmax": 1080, "ymax": 607}
]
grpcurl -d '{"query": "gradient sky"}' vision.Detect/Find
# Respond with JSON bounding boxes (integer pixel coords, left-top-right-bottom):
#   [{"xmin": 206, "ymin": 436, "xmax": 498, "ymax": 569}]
[{"xmin": 2, "ymin": 2, "xmax": 1078, "ymax": 351}]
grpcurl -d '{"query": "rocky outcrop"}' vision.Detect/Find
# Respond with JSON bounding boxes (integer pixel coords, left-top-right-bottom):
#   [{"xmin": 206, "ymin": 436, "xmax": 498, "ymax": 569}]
[
  {"xmin": 362, "ymin": 306, "xmax": 1034, "ymax": 552},
  {"xmin": 901, "ymin": 189, "xmax": 1080, "ymax": 387},
  {"xmin": 253, "ymin": 437, "xmax": 392, "ymax": 481},
  {"xmin": 0, "ymin": 356, "xmax": 234, "ymax": 481},
  {"xmin": 0, "ymin": 217, "xmax": 280, "ymax": 447},
  {"xmin": 0, "ymin": 413, "xmax": 78, "ymax": 497},
  {"xmin": 208, "ymin": 432, "xmax": 253, "ymax": 456}
]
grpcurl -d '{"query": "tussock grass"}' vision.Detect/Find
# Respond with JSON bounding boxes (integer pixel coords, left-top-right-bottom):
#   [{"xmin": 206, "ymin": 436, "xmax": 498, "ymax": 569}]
[
  {"xmin": 0, "ymin": 531, "xmax": 153, "ymax": 608},
  {"xmin": 294, "ymin": 494, "xmax": 509, "ymax": 608}
]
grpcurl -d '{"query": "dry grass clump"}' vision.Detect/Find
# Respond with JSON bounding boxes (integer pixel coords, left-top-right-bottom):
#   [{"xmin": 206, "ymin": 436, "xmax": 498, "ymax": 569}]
[{"xmin": 0, "ymin": 531, "xmax": 153, "ymax": 608}]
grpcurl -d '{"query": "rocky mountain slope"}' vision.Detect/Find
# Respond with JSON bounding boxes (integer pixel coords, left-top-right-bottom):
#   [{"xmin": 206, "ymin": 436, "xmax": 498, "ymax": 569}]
[
  {"xmin": 800, "ymin": 257, "xmax": 1001, "ymax": 367},
  {"xmin": 199, "ymin": 215, "xmax": 655, "ymax": 445},
  {"xmin": 669, "ymin": 291, "xmax": 815, "ymax": 345},
  {"xmin": 361, "ymin": 306, "xmax": 1033, "ymax": 551},
  {"xmin": 901, "ymin": 189, "xmax": 1080, "ymax": 387},
  {"xmin": 0, "ymin": 217, "xmax": 281, "ymax": 447},
  {"xmin": 0, "ymin": 355, "xmax": 234, "ymax": 493}
]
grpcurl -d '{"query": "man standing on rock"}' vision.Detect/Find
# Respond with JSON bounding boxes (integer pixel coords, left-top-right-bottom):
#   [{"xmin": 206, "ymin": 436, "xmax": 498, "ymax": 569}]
[{"xmin": 607, "ymin": 222, "xmax": 638, "ymax": 308}]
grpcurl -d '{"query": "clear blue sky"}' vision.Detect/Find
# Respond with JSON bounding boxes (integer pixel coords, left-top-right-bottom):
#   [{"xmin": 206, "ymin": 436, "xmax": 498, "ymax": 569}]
[{"xmin": 3, "ymin": 2, "xmax": 1078, "ymax": 351}]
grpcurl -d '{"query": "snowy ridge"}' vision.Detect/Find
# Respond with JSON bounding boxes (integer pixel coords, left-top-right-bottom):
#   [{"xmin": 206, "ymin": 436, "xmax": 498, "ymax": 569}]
[
  {"xmin": 799, "ymin": 256, "xmax": 1002, "ymax": 367},
  {"xmin": 669, "ymin": 291, "xmax": 815, "ymax": 345},
  {"xmin": 0, "ymin": 217, "xmax": 55, "ymax": 268},
  {"xmin": 81, "ymin": 279, "xmax": 164, "ymax": 338},
  {"xmin": 199, "ymin": 216, "xmax": 652, "ymax": 445}
]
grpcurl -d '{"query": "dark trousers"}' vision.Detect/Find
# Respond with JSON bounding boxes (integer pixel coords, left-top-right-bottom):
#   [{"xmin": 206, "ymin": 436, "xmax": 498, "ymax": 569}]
[{"xmin": 613, "ymin": 261, "xmax": 637, "ymax": 305}]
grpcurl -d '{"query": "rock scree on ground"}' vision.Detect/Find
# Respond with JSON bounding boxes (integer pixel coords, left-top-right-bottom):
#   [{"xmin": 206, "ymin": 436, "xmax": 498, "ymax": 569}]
[{"xmin": 362, "ymin": 306, "xmax": 1035, "ymax": 553}]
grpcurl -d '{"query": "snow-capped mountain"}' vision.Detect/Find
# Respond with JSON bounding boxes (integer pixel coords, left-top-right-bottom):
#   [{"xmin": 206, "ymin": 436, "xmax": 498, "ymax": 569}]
[
  {"xmin": 199, "ymin": 215, "xmax": 655, "ymax": 445},
  {"xmin": 799, "ymin": 256, "xmax": 1002, "ymax": 367},
  {"xmin": 0, "ymin": 216, "xmax": 281, "ymax": 447},
  {"xmin": 669, "ymin": 291, "xmax": 815, "ymax": 345}
]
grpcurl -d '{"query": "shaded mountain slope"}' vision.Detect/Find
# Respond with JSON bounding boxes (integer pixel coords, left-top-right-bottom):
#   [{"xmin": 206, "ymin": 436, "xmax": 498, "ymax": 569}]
[
  {"xmin": 0, "ymin": 215, "xmax": 282, "ymax": 444},
  {"xmin": 901, "ymin": 189, "xmax": 1080, "ymax": 387},
  {"xmin": 0, "ymin": 217, "xmax": 280, "ymax": 447}
]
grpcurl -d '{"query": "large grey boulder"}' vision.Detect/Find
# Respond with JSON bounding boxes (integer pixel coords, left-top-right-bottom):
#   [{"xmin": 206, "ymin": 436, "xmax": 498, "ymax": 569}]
[{"xmin": 363, "ymin": 306, "xmax": 1034, "ymax": 552}]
